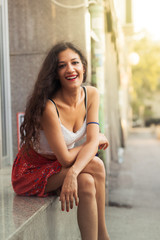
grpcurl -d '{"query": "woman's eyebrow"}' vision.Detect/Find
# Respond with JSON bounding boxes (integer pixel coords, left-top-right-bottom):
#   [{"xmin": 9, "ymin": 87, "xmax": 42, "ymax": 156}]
[
  {"xmin": 58, "ymin": 61, "xmax": 65, "ymax": 64},
  {"xmin": 71, "ymin": 58, "xmax": 79, "ymax": 60},
  {"xmin": 58, "ymin": 58, "xmax": 79, "ymax": 63}
]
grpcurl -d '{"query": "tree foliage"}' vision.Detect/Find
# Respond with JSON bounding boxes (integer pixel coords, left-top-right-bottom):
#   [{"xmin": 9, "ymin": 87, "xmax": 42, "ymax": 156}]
[{"xmin": 131, "ymin": 37, "xmax": 160, "ymax": 119}]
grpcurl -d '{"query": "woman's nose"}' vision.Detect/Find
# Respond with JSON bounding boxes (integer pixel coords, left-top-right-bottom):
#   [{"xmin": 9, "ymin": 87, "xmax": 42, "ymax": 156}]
[{"xmin": 66, "ymin": 63, "xmax": 74, "ymax": 72}]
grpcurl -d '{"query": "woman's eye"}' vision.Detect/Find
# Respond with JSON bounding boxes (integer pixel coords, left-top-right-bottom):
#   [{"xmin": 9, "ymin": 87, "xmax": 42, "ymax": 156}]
[
  {"xmin": 58, "ymin": 64, "xmax": 66, "ymax": 69},
  {"xmin": 72, "ymin": 61, "xmax": 79, "ymax": 65}
]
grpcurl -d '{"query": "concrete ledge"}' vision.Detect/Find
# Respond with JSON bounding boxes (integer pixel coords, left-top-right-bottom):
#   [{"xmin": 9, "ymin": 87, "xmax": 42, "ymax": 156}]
[{"xmin": 0, "ymin": 167, "xmax": 80, "ymax": 240}]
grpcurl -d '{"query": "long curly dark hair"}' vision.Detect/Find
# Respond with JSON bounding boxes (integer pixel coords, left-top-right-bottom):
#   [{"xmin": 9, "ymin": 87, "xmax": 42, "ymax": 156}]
[{"xmin": 20, "ymin": 42, "xmax": 88, "ymax": 150}]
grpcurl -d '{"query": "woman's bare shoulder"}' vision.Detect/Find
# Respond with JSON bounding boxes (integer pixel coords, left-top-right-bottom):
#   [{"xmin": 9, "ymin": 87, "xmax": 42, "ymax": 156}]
[
  {"xmin": 42, "ymin": 99, "xmax": 59, "ymax": 124},
  {"xmin": 85, "ymin": 86, "xmax": 99, "ymax": 102},
  {"xmin": 85, "ymin": 85, "xmax": 99, "ymax": 95},
  {"xmin": 44, "ymin": 99, "xmax": 56, "ymax": 113}
]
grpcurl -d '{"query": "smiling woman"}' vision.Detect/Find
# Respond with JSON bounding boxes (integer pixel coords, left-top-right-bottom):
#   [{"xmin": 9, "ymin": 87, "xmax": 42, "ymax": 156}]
[{"xmin": 11, "ymin": 42, "xmax": 110, "ymax": 240}]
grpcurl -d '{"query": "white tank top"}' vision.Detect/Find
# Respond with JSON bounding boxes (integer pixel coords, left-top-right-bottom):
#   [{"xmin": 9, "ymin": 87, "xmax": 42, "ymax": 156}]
[{"xmin": 36, "ymin": 87, "xmax": 87, "ymax": 155}]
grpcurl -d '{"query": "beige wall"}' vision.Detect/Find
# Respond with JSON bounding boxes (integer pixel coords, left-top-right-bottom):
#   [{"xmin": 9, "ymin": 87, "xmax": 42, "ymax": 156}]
[
  {"xmin": 8, "ymin": 0, "xmax": 89, "ymax": 156},
  {"xmin": 104, "ymin": 34, "xmax": 121, "ymax": 161}
]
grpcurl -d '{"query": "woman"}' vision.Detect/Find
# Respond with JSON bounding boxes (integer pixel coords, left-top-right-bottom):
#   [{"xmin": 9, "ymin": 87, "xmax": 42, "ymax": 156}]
[{"xmin": 12, "ymin": 42, "xmax": 110, "ymax": 240}]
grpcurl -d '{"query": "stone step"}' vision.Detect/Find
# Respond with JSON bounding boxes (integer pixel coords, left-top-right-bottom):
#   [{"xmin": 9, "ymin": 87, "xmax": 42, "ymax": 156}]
[{"xmin": 0, "ymin": 167, "xmax": 80, "ymax": 240}]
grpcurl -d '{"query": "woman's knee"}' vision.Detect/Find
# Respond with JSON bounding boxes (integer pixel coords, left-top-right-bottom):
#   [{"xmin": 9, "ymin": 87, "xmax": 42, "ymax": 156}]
[
  {"xmin": 86, "ymin": 156, "xmax": 106, "ymax": 179},
  {"xmin": 78, "ymin": 173, "xmax": 96, "ymax": 198}
]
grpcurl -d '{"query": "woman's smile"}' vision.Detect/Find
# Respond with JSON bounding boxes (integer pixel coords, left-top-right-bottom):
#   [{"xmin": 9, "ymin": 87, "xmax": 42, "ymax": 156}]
[{"xmin": 65, "ymin": 74, "xmax": 78, "ymax": 81}]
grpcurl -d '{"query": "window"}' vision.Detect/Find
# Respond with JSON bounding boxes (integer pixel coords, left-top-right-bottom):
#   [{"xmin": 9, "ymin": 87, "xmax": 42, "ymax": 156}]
[{"xmin": 0, "ymin": 0, "xmax": 13, "ymax": 168}]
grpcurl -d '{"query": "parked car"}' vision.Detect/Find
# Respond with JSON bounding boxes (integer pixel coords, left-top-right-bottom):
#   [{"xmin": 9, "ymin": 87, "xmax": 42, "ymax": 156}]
[{"xmin": 145, "ymin": 118, "xmax": 160, "ymax": 127}]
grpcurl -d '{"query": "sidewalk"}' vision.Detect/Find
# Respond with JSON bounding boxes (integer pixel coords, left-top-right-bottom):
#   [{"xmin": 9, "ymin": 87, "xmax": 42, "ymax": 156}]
[{"xmin": 106, "ymin": 128, "xmax": 160, "ymax": 240}]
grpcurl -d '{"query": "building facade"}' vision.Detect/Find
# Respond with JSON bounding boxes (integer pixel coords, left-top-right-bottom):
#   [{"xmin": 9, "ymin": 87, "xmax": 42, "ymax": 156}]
[{"xmin": 0, "ymin": 0, "xmax": 131, "ymax": 189}]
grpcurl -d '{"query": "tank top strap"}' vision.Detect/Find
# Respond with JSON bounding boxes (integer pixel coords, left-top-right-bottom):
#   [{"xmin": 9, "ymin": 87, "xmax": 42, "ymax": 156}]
[
  {"xmin": 82, "ymin": 86, "xmax": 87, "ymax": 110},
  {"xmin": 49, "ymin": 99, "xmax": 59, "ymax": 117}
]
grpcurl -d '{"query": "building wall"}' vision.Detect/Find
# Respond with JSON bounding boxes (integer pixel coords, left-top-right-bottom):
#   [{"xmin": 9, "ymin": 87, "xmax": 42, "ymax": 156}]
[
  {"xmin": 8, "ymin": 0, "xmax": 89, "ymax": 157},
  {"xmin": 105, "ymin": 34, "xmax": 121, "ymax": 161}
]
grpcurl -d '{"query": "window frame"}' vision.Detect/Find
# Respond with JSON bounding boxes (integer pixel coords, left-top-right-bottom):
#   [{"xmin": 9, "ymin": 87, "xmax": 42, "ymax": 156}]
[{"xmin": 0, "ymin": 0, "xmax": 13, "ymax": 168}]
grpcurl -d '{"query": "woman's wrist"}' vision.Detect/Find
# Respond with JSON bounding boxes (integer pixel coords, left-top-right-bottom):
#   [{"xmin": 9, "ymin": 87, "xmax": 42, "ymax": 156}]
[{"xmin": 68, "ymin": 166, "xmax": 79, "ymax": 178}]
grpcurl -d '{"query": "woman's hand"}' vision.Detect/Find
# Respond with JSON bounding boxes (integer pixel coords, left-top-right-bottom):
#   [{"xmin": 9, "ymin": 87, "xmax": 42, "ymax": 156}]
[
  {"xmin": 59, "ymin": 169, "xmax": 79, "ymax": 212},
  {"xmin": 98, "ymin": 133, "xmax": 109, "ymax": 150}
]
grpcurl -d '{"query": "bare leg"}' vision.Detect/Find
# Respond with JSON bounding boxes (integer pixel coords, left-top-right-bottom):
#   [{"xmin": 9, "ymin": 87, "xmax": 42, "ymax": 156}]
[
  {"xmin": 44, "ymin": 157, "xmax": 110, "ymax": 240},
  {"xmin": 77, "ymin": 173, "xmax": 98, "ymax": 240},
  {"xmin": 82, "ymin": 157, "xmax": 110, "ymax": 240},
  {"xmin": 45, "ymin": 168, "xmax": 98, "ymax": 239},
  {"xmin": 44, "ymin": 167, "xmax": 69, "ymax": 193}
]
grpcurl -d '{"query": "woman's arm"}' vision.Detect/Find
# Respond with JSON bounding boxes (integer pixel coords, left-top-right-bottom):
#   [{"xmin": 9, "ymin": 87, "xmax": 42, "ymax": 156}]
[{"xmin": 66, "ymin": 86, "xmax": 100, "ymax": 176}]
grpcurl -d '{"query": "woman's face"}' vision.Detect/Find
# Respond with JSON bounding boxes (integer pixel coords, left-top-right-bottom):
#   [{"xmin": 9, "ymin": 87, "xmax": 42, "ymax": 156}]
[{"xmin": 57, "ymin": 48, "xmax": 85, "ymax": 89}]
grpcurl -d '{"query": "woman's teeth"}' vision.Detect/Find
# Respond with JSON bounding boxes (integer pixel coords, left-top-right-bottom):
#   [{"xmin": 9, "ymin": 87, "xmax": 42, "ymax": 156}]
[{"xmin": 66, "ymin": 76, "xmax": 77, "ymax": 80}]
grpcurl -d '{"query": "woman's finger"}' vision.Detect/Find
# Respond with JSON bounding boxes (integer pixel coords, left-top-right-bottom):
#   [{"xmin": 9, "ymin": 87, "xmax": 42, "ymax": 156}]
[
  {"xmin": 99, "ymin": 144, "xmax": 105, "ymax": 150},
  {"xmin": 103, "ymin": 144, "xmax": 107, "ymax": 150},
  {"xmin": 65, "ymin": 194, "xmax": 70, "ymax": 212},
  {"xmin": 105, "ymin": 142, "xmax": 109, "ymax": 149},
  {"xmin": 99, "ymin": 142, "xmax": 109, "ymax": 150},
  {"xmin": 60, "ymin": 193, "xmax": 65, "ymax": 211},
  {"xmin": 74, "ymin": 192, "xmax": 79, "ymax": 206},
  {"xmin": 99, "ymin": 144, "xmax": 103, "ymax": 150},
  {"xmin": 69, "ymin": 194, "xmax": 74, "ymax": 209}
]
